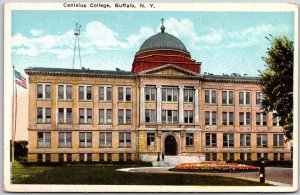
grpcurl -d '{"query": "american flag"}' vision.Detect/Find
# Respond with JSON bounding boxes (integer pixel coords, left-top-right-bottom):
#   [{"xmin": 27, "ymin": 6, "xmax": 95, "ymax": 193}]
[{"xmin": 15, "ymin": 70, "xmax": 27, "ymax": 89}]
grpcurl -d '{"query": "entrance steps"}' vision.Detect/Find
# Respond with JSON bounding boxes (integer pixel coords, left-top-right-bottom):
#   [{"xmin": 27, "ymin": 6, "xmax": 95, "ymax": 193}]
[{"xmin": 140, "ymin": 155, "xmax": 205, "ymax": 167}]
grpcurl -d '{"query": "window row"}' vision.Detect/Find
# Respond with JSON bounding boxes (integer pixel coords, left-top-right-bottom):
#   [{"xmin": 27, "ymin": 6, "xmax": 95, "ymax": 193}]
[
  {"xmin": 205, "ymin": 111, "xmax": 280, "ymax": 126},
  {"xmin": 37, "ymin": 132, "xmax": 132, "ymax": 148},
  {"xmin": 205, "ymin": 152, "xmax": 285, "ymax": 161},
  {"xmin": 204, "ymin": 90, "xmax": 263, "ymax": 106},
  {"xmin": 37, "ymin": 153, "xmax": 133, "ymax": 163},
  {"xmin": 37, "ymin": 84, "xmax": 132, "ymax": 102},
  {"xmin": 37, "ymin": 108, "xmax": 132, "ymax": 124},
  {"xmin": 205, "ymin": 133, "xmax": 284, "ymax": 147}
]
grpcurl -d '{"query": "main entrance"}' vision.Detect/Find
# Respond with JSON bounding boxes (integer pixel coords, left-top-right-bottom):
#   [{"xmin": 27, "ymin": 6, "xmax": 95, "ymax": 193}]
[{"xmin": 164, "ymin": 135, "xmax": 177, "ymax": 155}]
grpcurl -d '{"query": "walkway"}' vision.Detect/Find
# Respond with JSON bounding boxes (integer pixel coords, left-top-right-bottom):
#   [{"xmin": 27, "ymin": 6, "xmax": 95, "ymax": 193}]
[{"xmin": 118, "ymin": 167, "xmax": 293, "ymax": 186}]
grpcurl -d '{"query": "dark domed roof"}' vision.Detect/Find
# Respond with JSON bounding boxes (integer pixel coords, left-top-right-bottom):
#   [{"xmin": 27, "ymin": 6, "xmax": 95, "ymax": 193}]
[{"xmin": 137, "ymin": 32, "xmax": 188, "ymax": 53}]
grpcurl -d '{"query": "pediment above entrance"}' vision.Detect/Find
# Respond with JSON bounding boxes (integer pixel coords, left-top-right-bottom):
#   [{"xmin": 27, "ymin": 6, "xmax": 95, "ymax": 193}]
[{"xmin": 138, "ymin": 64, "xmax": 200, "ymax": 77}]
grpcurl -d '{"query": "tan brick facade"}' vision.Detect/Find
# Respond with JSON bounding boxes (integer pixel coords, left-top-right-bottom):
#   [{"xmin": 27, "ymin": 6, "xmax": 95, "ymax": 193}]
[{"xmin": 25, "ymin": 66, "xmax": 291, "ymax": 163}]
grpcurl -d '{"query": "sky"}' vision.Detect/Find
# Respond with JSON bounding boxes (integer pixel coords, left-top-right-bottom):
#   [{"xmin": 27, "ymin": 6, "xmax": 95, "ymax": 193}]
[
  {"xmin": 12, "ymin": 11, "xmax": 295, "ymax": 77},
  {"xmin": 10, "ymin": 10, "xmax": 295, "ymax": 140}
]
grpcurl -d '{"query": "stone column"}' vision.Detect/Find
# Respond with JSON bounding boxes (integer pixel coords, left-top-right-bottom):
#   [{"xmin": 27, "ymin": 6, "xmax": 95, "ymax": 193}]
[
  {"xmin": 156, "ymin": 85, "xmax": 162, "ymax": 123},
  {"xmin": 194, "ymin": 87, "xmax": 199, "ymax": 125},
  {"xmin": 179, "ymin": 86, "xmax": 184, "ymax": 124},
  {"xmin": 140, "ymin": 85, "xmax": 145, "ymax": 124}
]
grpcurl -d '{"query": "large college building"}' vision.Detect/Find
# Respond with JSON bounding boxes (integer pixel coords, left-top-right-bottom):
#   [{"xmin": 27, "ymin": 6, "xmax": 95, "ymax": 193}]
[{"xmin": 25, "ymin": 22, "xmax": 291, "ymax": 163}]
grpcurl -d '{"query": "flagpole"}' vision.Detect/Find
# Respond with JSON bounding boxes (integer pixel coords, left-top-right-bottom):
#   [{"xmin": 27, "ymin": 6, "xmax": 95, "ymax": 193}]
[{"xmin": 12, "ymin": 66, "xmax": 15, "ymax": 162}]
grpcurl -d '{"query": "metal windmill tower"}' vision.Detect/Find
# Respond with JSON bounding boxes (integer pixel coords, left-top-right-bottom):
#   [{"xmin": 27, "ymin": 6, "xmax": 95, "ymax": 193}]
[{"xmin": 73, "ymin": 23, "xmax": 82, "ymax": 69}]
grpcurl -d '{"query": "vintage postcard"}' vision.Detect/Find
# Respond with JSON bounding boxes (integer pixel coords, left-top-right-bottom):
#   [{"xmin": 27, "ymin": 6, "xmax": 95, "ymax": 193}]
[{"xmin": 3, "ymin": 2, "xmax": 298, "ymax": 192}]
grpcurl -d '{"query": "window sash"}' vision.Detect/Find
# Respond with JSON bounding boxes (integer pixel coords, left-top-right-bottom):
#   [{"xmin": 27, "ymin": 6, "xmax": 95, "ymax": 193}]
[
  {"xmin": 37, "ymin": 132, "xmax": 51, "ymax": 147},
  {"xmin": 100, "ymin": 132, "xmax": 112, "ymax": 147},
  {"xmin": 147, "ymin": 133, "xmax": 155, "ymax": 146},
  {"xmin": 79, "ymin": 132, "xmax": 92, "ymax": 147},
  {"xmin": 186, "ymin": 133, "xmax": 194, "ymax": 146}
]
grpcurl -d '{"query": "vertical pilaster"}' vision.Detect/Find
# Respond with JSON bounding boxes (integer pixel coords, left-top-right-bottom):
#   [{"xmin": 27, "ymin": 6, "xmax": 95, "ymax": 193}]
[
  {"xmin": 156, "ymin": 85, "xmax": 162, "ymax": 123},
  {"xmin": 140, "ymin": 85, "xmax": 145, "ymax": 124},
  {"xmin": 179, "ymin": 86, "xmax": 184, "ymax": 124},
  {"xmin": 194, "ymin": 87, "xmax": 199, "ymax": 125}
]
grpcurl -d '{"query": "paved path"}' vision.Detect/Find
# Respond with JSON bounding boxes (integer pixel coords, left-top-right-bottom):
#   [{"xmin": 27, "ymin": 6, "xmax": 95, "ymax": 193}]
[{"xmin": 118, "ymin": 167, "xmax": 293, "ymax": 186}]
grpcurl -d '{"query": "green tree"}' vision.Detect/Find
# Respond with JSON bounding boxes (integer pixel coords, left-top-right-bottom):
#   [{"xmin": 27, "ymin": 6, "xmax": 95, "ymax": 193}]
[
  {"xmin": 11, "ymin": 140, "xmax": 28, "ymax": 161},
  {"xmin": 259, "ymin": 35, "xmax": 293, "ymax": 140}
]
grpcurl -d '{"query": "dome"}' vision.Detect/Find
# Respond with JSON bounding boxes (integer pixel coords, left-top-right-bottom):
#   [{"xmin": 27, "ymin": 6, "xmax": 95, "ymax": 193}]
[{"xmin": 137, "ymin": 32, "xmax": 188, "ymax": 54}]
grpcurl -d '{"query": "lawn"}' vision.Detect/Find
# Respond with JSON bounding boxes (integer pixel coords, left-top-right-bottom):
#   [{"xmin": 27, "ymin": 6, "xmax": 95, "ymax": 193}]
[{"xmin": 11, "ymin": 162, "xmax": 269, "ymax": 186}]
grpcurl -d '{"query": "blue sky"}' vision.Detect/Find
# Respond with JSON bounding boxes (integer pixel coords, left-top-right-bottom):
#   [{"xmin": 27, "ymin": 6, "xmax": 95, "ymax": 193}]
[{"xmin": 11, "ymin": 11, "xmax": 295, "ymax": 76}]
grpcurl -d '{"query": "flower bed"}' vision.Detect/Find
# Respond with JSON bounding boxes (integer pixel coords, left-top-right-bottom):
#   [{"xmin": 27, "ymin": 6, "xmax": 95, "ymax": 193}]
[{"xmin": 172, "ymin": 161, "xmax": 258, "ymax": 172}]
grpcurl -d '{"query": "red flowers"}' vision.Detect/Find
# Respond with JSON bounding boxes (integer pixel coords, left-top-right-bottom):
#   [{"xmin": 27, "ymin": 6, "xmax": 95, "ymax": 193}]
[{"xmin": 174, "ymin": 161, "xmax": 258, "ymax": 172}]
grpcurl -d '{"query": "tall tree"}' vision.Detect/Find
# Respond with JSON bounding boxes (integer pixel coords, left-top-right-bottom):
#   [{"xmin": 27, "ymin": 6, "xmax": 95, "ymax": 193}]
[{"xmin": 259, "ymin": 35, "xmax": 293, "ymax": 140}]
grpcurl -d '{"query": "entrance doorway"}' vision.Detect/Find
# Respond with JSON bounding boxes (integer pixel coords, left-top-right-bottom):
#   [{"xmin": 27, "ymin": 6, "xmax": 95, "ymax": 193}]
[{"xmin": 164, "ymin": 135, "xmax": 177, "ymax": 155}]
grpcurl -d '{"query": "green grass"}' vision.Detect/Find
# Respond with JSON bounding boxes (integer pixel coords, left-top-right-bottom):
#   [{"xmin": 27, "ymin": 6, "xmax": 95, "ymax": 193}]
[{"xmin": 12, "ymin": 162, "xmax": 269, "ymax": 186}]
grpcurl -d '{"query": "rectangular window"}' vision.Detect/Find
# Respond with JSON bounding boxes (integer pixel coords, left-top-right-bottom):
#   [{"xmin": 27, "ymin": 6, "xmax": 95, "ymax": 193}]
[
  {"xmin": 79, "ymin": 108, "xmax": 93, "ymax": 124},
  {"xmin": 212, "ymin": 153, "xmax": 217, "ymax": 161},
  {"xmin": 205, "ymin": 153, "xmax": 211, "ymax": 161},
  {"xmin": 247, "ymin": 153, "xmax": 252, "ymax": 161},
  {"xmin": 127, "ymin": 153, "xmax": 132, "ymax": 161},
  {"xmin": 256, "ymin": 92, "xmax": 263, "ymax": 106},
  {"xmin": 205, "ymin": 133, "xmax": 217, "ymax": 147},
  {"xmin": 99, "ymin": 153, "xmax": 104, "ymax": 161},
  {"xmin": 240, "ymin": 112, "xmax": 250, "ymax": 126},
  {"xmin": 118, "ymin": 86, "xmax": 132, "ymax": 101},
  {"xmin": 58, "ymin": 108, "xmax": 72, "ymax": 123},
  {"xmin": 229, "ymin": 112, "xmax": 234, "ymax": 125},
  {"xmin": 229, "ymin": 153, "xmax": 234, "ymax": 161},
  {"xmin": 99, "ymin": 132, "xmax": 112, "ymax": 147},
  {"xmin": 184, "ymin": 110, "xmax": 194, "ymax": 124},
  {"xmin": 257, "ymin": 134, "xmax": 268, "ymax": 147},
  {"xmin": 223, "ymin": 133, "xmax": 234, "ymax": 147},
  {"xmin": 273, "ymin": 113, "xmax": 280, "ymax": 126},
  {"xmin": 59, "ymin": 154, "xmax": 64, "ymax": 162},
  {"xmin": 37, "ymin": 83, "xmax": 51, "ymax": 100},
  {"xmin": 161, "ymin": 110, "xmax": 178, "ymax": 123},
  {"xmin": 161, "ymin": 87, "xmax": 178, "ymax": 102},
  {"xmin": 58, "ymin": 132, "xmax": 72, "ymax": 147},
  {"xmin": 79, "ymin": 85, "xmax": 92, "ymax": 101},
  {"xmin": 45, "ymin": 154, "xmax": 51, "ymax": 162},
  {"xmin": 240, "ymin": 153, "xmax": 245, "ymax": 161},
  {"xmin": 147, "ymin": 133, "xmax": 155, "ymax": 146},
  {"xmin": 37, "ymin": 132, "xmax": 51, "ymax": 147},
  {"xmin": 205, "ymin": 111, "xmax": 217, "ymax": 125},
  {"xmin": 107, "ymin": 154, "xmax": 112, "ymax": 161},
  {"xmin": 239, "ymin": 112, "xmax": 244, "ymax": 125},
  {"xmin": 273, "ymin": 134, "xmax": 284, "ymax": 147},
  {"xmin": 79, "ymin": 154, "xmax": 84, "ymax": 162},
  {"xmin": 222, "ymin": 90, "xmax": 234, "ymax": 105},
  {"xmin": 99, "ymin": 109, "xmax": 112, "ymax": 124},
  {"xmin": 145, "ymin": 87, "xmax": 156, "ymax": 101},
  {"xmin": 99, "ymin": 86, "xmax": 112, "ymax": 101},
  {"xmin": 36, "ymin": 108, "xmax": 51, "ymax": 123},
  {"xmin": 204, "ymin": 89, "xmax": 217, "ymax": 104},
  {"xmin": 223, "ymin": 153, "xmax": 228, "ymax": 161},
  {"xmin": 67, "ymin": 154, "xmax": 72, "ymax": 162},
  {"xmin": 119, "ymin": 132, "xmax": 131, "ymax": 147},
  {"xmin": 280, "ymin": 153, "xmax": 284, "ymax": 161},
  {"xmin": 79, "ymin": 132, "xmax": 92, "ymax": 148},
  {"xmin": 145, "ymin": 109, "xmax": 156, "ymax": 123},
  {"xmin": 256, "ymin": 113, "xmax": 267, "ymax": 126},
  {"xmin": 205, "ymin": 111, "xmax": 210, "ymax": 125},
  {"xmin": 87, "ymin": 153, "xmax": 92, "ymax": 162},
  {"xmin": 186, "ymin": 133, "xmax": 194, "ymax": 146},
  {"xmin": 222, "ymin": 112, "xmax": 227, "ymax": 125},
  {"xmin": 239, "ymin": 91, "xmax": 251, "ymax": 105},
  {"xmin": 184, "ymin": 88, "xmax": 194, "ymax": 103},
  {"xmin": 119, "ymin": 153, "xmax": 124, "ymax": 161},
  {"xmin": 240, "ymin": 134, "xmax": 251, "ymax": 147},
  {"xmin": 58, "ymin": 84, "xmax": 72, "ymax": 100},
  {"xmin": 126, "ymin": 109, "xmax": 132, "ymax": 124}
]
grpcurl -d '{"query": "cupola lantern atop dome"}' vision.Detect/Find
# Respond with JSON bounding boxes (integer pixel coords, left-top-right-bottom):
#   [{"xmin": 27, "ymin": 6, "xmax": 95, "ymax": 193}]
[{"xmin": 160, "ymin": 18, "xmax": 165, "ymax": 33}]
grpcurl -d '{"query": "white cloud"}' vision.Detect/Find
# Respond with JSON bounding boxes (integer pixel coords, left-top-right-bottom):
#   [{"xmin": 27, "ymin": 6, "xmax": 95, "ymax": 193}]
[{"xmin": 30, "ymin": 29, "xmax": 45, "ymax": 36}]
